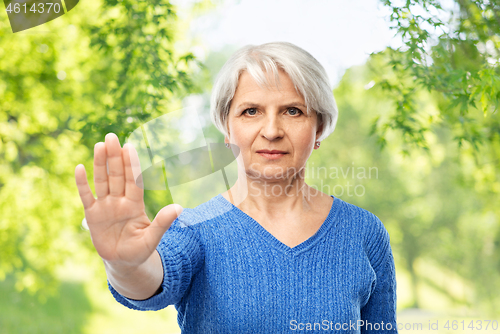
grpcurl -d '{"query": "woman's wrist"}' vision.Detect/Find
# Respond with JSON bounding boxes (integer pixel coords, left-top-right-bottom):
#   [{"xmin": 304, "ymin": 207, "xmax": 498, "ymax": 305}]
[{"xmin": 104, "ymin": 250, "xmax": 164, "ymax": 300}]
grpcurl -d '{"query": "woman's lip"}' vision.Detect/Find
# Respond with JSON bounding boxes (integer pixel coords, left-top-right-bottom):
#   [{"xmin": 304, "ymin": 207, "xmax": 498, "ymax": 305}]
[
  {"xmin": 257, "ymin": 152, "xmax": 287, "ymax": 160},
  {"xmin": 256, "ymin": 150, "xmax": 287, "ymax": 154}
]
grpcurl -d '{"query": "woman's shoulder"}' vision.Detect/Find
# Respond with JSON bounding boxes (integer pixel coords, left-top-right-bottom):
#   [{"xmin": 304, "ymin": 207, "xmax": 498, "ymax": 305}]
[
  {"xmin": 339, "ymin": 199, "xmax": 392, "ymax": 267},
  {"xmin": 171, "ymin": 194, "xmax": 233, "ymax": 228},
  {"xmin": 336, "ymin": 197, "xmax": 380, "ymax": 221},
  {"xmin": 335, "ymin": 198, "xmax": 389, "ymax": 243}
]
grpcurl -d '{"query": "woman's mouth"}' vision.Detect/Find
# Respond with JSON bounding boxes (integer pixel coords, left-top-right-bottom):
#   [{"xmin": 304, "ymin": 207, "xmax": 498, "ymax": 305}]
[{"xmin": 256, "ymin": 150, "xmax": 287, "ymax": 160}]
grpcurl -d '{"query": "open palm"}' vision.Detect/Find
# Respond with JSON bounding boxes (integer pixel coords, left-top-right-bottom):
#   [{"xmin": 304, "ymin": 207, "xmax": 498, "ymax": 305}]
[{"xmin": 75, "ymin": 133, "xmax": 182, "ymax": 268}]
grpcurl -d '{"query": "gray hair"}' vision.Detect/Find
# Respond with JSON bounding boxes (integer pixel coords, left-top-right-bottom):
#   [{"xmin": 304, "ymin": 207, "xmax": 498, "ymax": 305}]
[{"xmin": 210, "ymin": 41, "xmax": 338, "ymax": 142}]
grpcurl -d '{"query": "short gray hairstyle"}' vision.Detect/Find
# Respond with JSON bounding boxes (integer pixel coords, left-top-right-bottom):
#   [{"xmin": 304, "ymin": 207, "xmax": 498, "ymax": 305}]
[{"xmin": 210, "ymin": 41, "xmax": 338, "ymax": 142}]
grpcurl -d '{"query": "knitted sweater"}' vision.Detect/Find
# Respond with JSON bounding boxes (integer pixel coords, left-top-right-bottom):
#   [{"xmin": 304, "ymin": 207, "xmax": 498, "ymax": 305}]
[{"xmin": 108, "ymin": 194, "xmax": 398, "ymax": 333}]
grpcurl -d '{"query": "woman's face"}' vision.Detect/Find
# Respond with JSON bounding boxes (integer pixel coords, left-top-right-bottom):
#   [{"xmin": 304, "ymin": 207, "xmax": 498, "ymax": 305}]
[{"xmin": 226, "ymin": 69, "xmax": 322, "ymax": 182}]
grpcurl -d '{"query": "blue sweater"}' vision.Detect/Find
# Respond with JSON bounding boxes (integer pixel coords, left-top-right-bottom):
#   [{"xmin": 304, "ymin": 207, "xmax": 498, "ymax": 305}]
[{"xmin": 108, "ymin": 194, "xmax": 398, "ymax": 333}]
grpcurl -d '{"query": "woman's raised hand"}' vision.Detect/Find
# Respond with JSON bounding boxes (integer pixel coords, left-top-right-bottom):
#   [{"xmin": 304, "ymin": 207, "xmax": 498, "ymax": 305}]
[{"xmin": 75, "ymin": 133, "xmax": 182, "ymax": 269}]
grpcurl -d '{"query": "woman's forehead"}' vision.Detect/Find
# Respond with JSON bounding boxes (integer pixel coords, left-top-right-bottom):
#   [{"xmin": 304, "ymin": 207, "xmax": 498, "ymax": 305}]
[{"xmin": 234, "ymin": 70, "xmax": 304, "ymax": 100}]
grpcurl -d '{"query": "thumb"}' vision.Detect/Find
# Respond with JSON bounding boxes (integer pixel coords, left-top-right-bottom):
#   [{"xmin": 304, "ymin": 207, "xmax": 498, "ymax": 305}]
[
  {"xmin": 133, "ymin": 204, "xmax": 183, "ymax": 264},
  {"xmin": 147, "ymin": 204, "xmax": 184, "ymax": 245}
]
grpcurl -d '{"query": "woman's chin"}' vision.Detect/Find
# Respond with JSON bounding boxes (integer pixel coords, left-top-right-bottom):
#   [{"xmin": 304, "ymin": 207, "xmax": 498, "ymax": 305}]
[{"xmin": 247, "ymin": 170, "xmax": 299, "ymax": 182}]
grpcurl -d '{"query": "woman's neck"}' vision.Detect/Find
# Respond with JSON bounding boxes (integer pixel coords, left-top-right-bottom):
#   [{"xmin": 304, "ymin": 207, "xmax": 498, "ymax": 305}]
[{"xmin": 223, "ymin": 167, "xmax": 323, "ymax": 216}]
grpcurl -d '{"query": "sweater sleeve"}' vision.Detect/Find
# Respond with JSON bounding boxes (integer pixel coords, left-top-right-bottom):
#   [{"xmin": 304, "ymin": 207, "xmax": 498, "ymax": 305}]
[
  {"xmin": 107, "ymin": 213, "xmax": 204, "ymax": 311},
  {"xmin": 360, "ymin": 214, "xmax": 398, "ymax": 333}
]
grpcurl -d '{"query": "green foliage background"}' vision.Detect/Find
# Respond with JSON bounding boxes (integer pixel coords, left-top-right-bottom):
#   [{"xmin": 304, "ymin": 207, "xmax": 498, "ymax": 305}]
[{"xmin": 0, "ymin": 0, "xmax": 498, "ymax": 332}]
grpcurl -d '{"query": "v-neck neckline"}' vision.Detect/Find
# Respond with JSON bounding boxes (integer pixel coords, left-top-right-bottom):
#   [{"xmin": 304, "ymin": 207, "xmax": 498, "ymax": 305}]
[{"xmin": 214, "ymin": 194, "xmax": 343, "ymax": 256}]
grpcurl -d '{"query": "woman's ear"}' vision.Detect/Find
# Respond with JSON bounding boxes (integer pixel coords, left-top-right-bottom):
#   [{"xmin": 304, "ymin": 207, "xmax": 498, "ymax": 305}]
[
  {"xmin": 315, "ymin": 115, "xmax": 324, "ymax": 141},
  {"xmin": 225, "ymin": 113, "xmax": 230, "ymax": 138}
]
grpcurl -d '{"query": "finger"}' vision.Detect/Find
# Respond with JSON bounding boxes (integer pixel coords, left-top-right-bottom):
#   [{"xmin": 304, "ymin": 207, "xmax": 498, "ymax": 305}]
[
  {"xmin": 105, "ymin": 133, "xmax": 125, "ymax": 197},
  {"xmin": 123, "ymin": 143, "xmax": 144, "ymax": 202},
  {"xmin": 146, "ymin": 204, "xmax": 184, "ymax": 248},
  {"xmin": 125, "ymin": 143, "xmax": 143, "ymax": 187},
  {"xmin": 94, "ymin": 142, "xmax": 109, "ymax": 198},
  {"xmin": 75, "ymin": 164, "xmax": 96, "ymax": 209}
]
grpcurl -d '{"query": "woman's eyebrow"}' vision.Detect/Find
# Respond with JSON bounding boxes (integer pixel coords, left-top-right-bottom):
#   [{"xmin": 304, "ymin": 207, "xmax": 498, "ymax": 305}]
[
  {"xmin": 283, "ymin": 102, "xmax": 307, "ymax": 109},
  {"xmin": 236, "ymin": 102, "xmax": 307, "ymax": 109}
]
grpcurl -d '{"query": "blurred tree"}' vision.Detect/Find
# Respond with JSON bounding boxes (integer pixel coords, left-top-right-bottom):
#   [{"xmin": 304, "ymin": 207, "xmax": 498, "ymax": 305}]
[
  {"xmin": 0, "ymin": 11, "xmax": 91, "ymax": 300},
  {"xmin": 373, "ymin": 0, "xmax": 500, "ymax": 153},
  {"xmin": 317, "ymin": 55, "xmax": 499, "ymax": 314},
  {"xmin": 368, "ymin": 1, "xmax": 500, "ymax": 313},
  {"xmin": 78, "ymin": 0, "xmax": 208, "ymax": 146},
  {"xmin": 0, "ymin": 0, "xmax": 211, "ymax": 299}
]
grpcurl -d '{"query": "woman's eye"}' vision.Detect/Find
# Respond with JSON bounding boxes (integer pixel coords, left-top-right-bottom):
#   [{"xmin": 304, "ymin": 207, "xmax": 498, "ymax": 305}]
[
  {"xmin": 243, "ymin": 108, "xmax": 258, "ymax": 116},
  {"xmin": 287, "ymin": 107, "xmax": 303, "ymax": 116}
]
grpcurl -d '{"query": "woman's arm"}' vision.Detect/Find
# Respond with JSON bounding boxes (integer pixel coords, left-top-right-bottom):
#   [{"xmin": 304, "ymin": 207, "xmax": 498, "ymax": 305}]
[
  {"xmin": 107, "ymin": 214, "xmax": 205, "ymax": 311},
  {"xmin": 74, "ymin": 133, "xmax": 197, "ymax": 311},
  {"xmin": 105, "ymin": 249, "xmax": 164, "ymax": 301},
  {"xmin": 360, "ymin": 215, "xmax": 398, "ymax": 334}
]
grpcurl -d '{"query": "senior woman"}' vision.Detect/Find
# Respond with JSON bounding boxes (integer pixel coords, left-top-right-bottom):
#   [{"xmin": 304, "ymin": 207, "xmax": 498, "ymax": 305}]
[{"xmin": 75, "ymin": 42, "xmax": 398, "ymax": 333}]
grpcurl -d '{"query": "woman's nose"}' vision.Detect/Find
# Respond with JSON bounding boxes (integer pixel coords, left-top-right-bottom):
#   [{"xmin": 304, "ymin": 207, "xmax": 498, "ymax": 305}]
[{"xmin": 260, "ymin": 114, "xmax": 284, "ymax": 141}]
